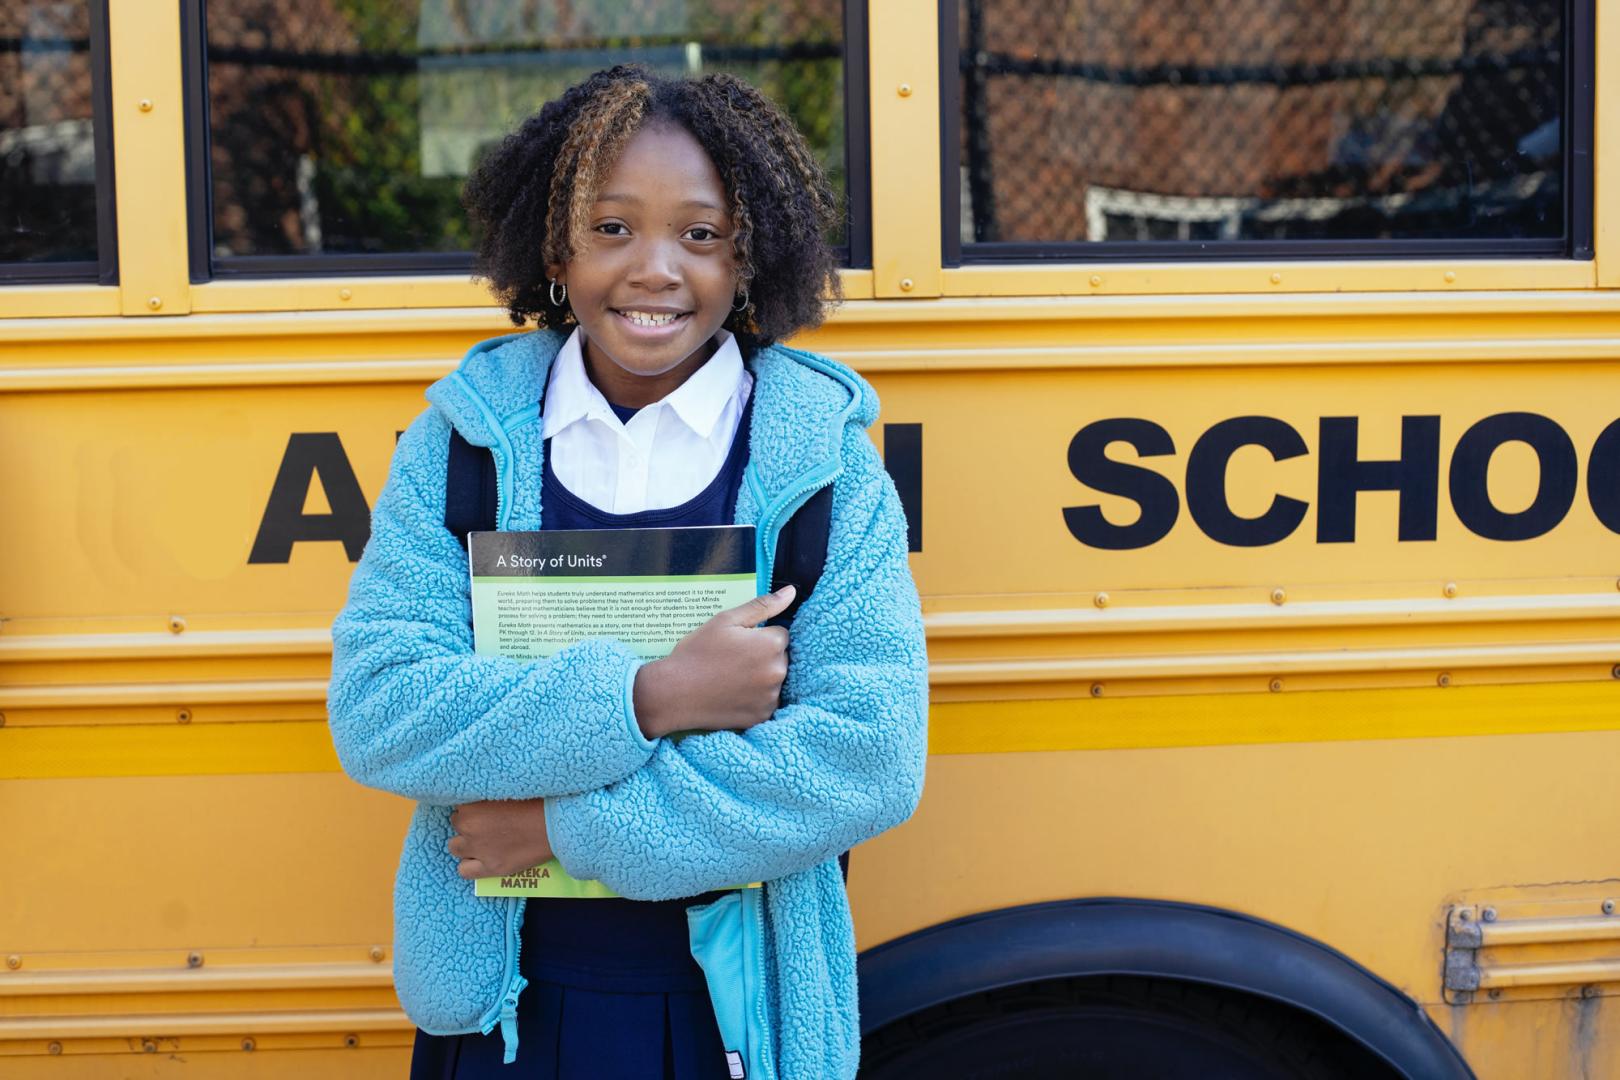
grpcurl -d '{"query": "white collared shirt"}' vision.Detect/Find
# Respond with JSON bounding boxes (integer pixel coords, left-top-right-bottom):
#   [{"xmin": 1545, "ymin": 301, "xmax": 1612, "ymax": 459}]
[{"xmin": 542, "ymin": 327, "xmax": 753, "ymax": 514}]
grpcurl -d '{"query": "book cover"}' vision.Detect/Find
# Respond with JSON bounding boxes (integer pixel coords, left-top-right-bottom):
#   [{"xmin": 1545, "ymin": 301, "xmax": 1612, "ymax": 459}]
[{"xmin": 468, "ymin": 525, "xmax": 757, "ymax": 898}]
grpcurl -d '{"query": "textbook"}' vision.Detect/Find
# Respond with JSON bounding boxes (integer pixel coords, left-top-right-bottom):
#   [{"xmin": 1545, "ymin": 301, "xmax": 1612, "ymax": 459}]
[{"xmin": 468, "ymin": 525, "xmax": 757, "ymax": 899}]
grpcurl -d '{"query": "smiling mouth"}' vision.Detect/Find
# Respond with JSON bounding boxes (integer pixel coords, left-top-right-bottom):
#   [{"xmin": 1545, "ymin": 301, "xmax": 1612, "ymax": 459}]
[{"xmin": 614, "ymin": 309, "xmax": 691, "ymax": 329}]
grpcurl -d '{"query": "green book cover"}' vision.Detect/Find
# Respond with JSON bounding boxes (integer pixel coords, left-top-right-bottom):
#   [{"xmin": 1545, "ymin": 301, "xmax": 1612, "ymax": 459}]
[{"xmin": 468, "ymin": 525, "xmax": 758, "ymax": 899}]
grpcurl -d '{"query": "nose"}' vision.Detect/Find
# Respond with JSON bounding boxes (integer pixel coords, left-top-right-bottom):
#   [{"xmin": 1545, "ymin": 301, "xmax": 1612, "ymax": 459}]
[{"xmin": 627, "ymin": 235, "xmax": 681, "ymax": 292}]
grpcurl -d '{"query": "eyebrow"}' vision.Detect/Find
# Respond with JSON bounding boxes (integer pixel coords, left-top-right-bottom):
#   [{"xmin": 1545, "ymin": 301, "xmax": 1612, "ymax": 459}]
[{"xmin": 595, "ymin": 193, "xmax": 727, "ymax": 213}]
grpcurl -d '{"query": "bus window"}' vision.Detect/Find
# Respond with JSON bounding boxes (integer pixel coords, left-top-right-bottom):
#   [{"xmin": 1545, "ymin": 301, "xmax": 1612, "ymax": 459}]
[
  {"xmin": 0, "ymin": 0, "xmax": 114, "ymax": 282},
  {"xmin": 946, "ymin": 0, "xmax": 1588, "ymax": 261},
  {"xmin": 197, "ymin": 0, "xmax": 862, "ymax": 276}
]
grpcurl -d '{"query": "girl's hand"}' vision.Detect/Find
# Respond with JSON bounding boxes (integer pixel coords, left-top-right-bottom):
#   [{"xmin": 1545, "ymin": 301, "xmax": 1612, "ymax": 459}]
[
  {"xmin": 448, "ymin": 799, "xmax": 552, "ymax": 879},
  {"xmin": 633, "ymin": 585, "xmax": 795, "ymax": 740}
]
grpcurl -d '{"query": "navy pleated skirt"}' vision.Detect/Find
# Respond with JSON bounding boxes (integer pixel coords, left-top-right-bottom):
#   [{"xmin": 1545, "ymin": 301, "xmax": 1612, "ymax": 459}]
[{"xmin": 410, "ymin": 892, "xmax": 733, "ymax": 1080}]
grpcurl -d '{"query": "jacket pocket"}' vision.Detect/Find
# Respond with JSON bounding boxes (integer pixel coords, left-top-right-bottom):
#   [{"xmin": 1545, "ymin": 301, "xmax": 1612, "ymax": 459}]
[{"xmin": 687, "ymin": 889, "xmax": 775, "ymax": 1080}]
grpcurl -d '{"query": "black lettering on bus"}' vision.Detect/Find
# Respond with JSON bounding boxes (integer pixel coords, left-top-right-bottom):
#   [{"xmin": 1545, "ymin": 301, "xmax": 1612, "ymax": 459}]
[
  {"xmin": 1185, "ymin": 416, "xmax": 1310, "ymax": 547},
  {"xmin": 1064, "ymin": 419, "xmax": 1179, "ymax": 550},
  {"xmin": 1588, "ymin": 418, "xmax": 1620, "ymax": 535},
  {"xmin": 882, "ymin": 423, "xmax": 924, "ymax": 553},
  {"xmin": 248, "ymin": 433, "xmax": 372, "ymax": 563},
  {"xmin": 1316, "ymin": 416, "xmax": 1441, "ymax": 543},
  {"xmin": 1449, "ymin": 413, "xmax": 1577, "ymax": 541}
]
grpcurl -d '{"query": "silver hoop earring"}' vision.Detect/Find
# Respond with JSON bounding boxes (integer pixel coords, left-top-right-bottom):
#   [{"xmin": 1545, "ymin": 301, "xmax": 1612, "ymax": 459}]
[
  {"xmin": 732, "ymin": 288, "xmax": 749, "ymax": 313},
  {"xmin": 549, "ymin": 279, "xmax": 567, "ymax": 306}
]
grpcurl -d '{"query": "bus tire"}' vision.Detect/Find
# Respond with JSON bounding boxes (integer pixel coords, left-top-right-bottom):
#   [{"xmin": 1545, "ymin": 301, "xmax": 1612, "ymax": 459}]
[{"xmin": 860, "ymin": 974, "xmax": 1400, "ymax": 1079}]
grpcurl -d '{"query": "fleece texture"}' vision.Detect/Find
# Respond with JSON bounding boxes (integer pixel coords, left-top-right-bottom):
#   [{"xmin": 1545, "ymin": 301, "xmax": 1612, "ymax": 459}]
[{"xmin": 327, "ymin": 329, "xmax": 929, "ymax": 1078}]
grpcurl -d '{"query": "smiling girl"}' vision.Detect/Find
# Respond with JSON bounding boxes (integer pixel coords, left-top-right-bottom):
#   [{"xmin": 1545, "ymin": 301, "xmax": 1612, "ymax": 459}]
[{"xmin": 327, "ymin": 66, "xmax": 928, "ymax": 1080}]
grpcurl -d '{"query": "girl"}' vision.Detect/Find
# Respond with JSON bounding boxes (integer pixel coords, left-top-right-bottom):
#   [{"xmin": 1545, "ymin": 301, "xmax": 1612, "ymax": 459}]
[{"xmin": 328, "ymin": 65, "xmax": 927, "ymax": 1080}]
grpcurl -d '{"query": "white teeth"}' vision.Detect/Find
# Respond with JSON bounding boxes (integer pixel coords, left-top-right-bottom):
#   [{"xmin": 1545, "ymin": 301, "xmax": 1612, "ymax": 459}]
[{"xmin": 622, "ymin": 310, "xmax": 680, "ymax": 327}]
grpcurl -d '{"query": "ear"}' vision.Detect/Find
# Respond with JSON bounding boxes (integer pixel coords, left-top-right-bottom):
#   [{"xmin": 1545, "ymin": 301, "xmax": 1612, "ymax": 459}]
[{"xmin": 545, "ymin": 264, "xmax": 566, "ymax": 285}]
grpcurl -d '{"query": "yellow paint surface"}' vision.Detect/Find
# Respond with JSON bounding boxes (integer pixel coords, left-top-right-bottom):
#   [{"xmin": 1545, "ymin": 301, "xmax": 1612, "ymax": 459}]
[
  {"xmin": 867, "ymin": 0, "xmax": 943, "ymax": 298},
  {"xmin": 929, "ymin": 681, "xmax": 1620, "ymax": 754},
  {"xmin": 1597, "ymin": 0, "xmax": 1620, "ymax": 288},
  {"xmin": 5, "ymin": 293, "xmax": 1619, "ymax": 1075},
  {"xmin": 5, "ymin": 682, "xmax": 1619, "ymax": 781},
  {"xmin": 852, "ymin": 732, "xmax": 1620, "ymax": 987},
  {"xmin": 0, "ymin": 774, "xmax": 406, "ymax": 952},
  {"xmin": 850, "ymin": 730, "xmax": 1620, "ymax": 1079},
  {"xmin": 106, "ymin": 2, "xmax": 190, "ymax": 316},
  {"xmin": 2, "ymin": 722, "xmax": 340, "ymax": 781}
]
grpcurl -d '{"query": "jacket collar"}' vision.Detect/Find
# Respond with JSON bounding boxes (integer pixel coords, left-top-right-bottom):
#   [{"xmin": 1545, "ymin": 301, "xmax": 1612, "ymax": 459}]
[{"xmin": 426, "ymin": 328, "xmax": 878, "ymax": 496}]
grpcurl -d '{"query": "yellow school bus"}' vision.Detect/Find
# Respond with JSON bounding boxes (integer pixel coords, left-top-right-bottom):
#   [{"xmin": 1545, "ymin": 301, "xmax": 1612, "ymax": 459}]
[{"xmin": 3, "ymin": 0, "xmax": 1618, "ymax": 1075}]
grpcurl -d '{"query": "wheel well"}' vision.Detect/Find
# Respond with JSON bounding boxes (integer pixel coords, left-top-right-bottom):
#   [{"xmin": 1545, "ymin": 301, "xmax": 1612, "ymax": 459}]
[
  {"xmin": 861, "ymin": 973, "xmax": 1400, "ymax": 1078},
  {"xmin": 857, "ymin": 898, "xmax": 1473, "ymax": 1080}
]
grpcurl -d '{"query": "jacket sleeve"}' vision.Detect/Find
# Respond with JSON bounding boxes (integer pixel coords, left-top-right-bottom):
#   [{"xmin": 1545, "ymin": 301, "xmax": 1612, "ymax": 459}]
[
  {"xmin": 327, "ymin": 408, "xmax": 657, "ymax": 806},
  {"xmin": 545, "ymin": 428, "xmax": 929, "ymax": 899}
]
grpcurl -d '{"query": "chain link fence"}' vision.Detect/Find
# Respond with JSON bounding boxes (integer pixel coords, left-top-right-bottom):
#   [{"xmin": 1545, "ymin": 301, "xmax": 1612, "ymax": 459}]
[
  {"xmin": 0, "ymin": 0, "xmax": 98, "ymax": 264},
  {"xmin": 205, "ymin": 0, "xmax": 846, "ymax": 259},
  {"xmin": 958, "ymin": 0, "xmax": 1566, "ymax": 245}
]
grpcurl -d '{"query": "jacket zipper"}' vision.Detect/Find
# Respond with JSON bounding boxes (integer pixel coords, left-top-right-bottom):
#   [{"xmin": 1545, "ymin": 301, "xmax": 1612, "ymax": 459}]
[
  {"xmin": 478, "ymin": 897, "xmax": 528, "ymax": 1063},
  {"xmin": 492, "ymin": 406, "xmax": 539, "ymax": 533},
  {"xmin": 494, "ymin": 449, "xmax": 508, "ymax": 532},
  {"xmin": 449, "ymin": 370, "xmax": 516, "ymax": 532},
  {"xmin": 751, "ymin": 460, "xmax": 841, "ymax": 592},
  {"xmin": 750, "ymin": 889, "xmax": 775, "ymax": 1079},
  {"xmin": 739, "ymin": 462, "xmax": 836, "ymax": 1080},
  {"xmin": 464, "ymin": 395, "xmax": 540, "ymax": 1062}
]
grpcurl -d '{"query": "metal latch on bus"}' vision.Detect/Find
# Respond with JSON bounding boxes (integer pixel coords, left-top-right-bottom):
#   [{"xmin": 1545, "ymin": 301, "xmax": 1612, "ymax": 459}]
[{"xmin": 1444, "ymin": 901, "xmax": 1620, "ymax": 1004}]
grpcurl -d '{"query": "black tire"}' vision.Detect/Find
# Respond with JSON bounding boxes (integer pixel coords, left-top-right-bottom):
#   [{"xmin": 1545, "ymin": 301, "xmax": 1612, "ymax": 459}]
[{"xmin": 860, "ymin": 975, "xmax": 1400, "ymax": 1080}]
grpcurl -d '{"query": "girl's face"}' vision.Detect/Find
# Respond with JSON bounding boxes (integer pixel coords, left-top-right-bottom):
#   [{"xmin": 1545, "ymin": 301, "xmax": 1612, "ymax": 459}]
[{"xmin": 549, "ymin": 122, "xmax": 740, "ymax": 406}]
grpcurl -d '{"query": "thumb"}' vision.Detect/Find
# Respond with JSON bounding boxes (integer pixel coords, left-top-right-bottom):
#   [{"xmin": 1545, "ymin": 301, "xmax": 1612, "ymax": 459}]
[{"xmin": 725, "ymin": 584, "xmax": 796, "ymax": 626}]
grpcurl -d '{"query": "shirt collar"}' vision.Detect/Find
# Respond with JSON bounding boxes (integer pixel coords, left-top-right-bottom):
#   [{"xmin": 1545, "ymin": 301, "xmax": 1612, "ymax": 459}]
[
  {"xmin": 541, "ymin": 327, "xmax": 746, "ymax": 440},
  {"xmin": 662, "ymin": 329, "xmax": 746, "ymax": 439},
  {"xmin": 540, "ymin": 328, "xmax": 604, "ymax": 438}
]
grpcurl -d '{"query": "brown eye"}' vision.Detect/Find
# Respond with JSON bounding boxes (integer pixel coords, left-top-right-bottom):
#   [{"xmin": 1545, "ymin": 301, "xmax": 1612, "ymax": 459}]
[{"xmin": 685, "ymin": 227, "xmax": 719, "ymax": 242}]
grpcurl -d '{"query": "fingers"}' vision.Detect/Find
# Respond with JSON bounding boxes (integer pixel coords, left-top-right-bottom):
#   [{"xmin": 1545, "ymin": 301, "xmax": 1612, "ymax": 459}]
[
  {"xmin": 448, "ymin": 827, "xmax": 477, "ymax": 877},
  {"xmin": 722, "ymin": 584, "xmax": 795, "ymax": 627},
  {"xmin": 759, "ymin": 625, "xmax": 790, "ymax": 653},
  {"xmin": 652, "ymin": 586, "xmax": 794, "ymax": 734},
  {"xmin": 449, "ymin": 821, "xmax": 477, "ymax": 879}
]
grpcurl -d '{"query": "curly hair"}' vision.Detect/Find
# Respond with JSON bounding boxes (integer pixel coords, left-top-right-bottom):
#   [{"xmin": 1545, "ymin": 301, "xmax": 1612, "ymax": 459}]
[{"xmin": 461, "ymin": 65, "xmax": 843, "ymax": 346}]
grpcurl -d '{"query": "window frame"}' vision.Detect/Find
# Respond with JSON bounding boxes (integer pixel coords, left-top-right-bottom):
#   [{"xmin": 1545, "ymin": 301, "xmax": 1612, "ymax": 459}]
[
  {"xmin": 181, "ymin": 0, "xmax": 871, "ymax": 282},
  {"xmin": 939, "ymin": 0, "xmax": 1595, "ymax": 267},
  {"xmin": 0, "ymin": 0, "xmax": 119, "ymax": 286}
]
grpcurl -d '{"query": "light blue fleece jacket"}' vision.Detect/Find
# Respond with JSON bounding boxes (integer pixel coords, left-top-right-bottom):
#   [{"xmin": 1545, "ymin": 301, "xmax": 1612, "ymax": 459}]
[{"xmin": 327, "ymin": 329, "xmax": 929, "ymax": 1078}]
